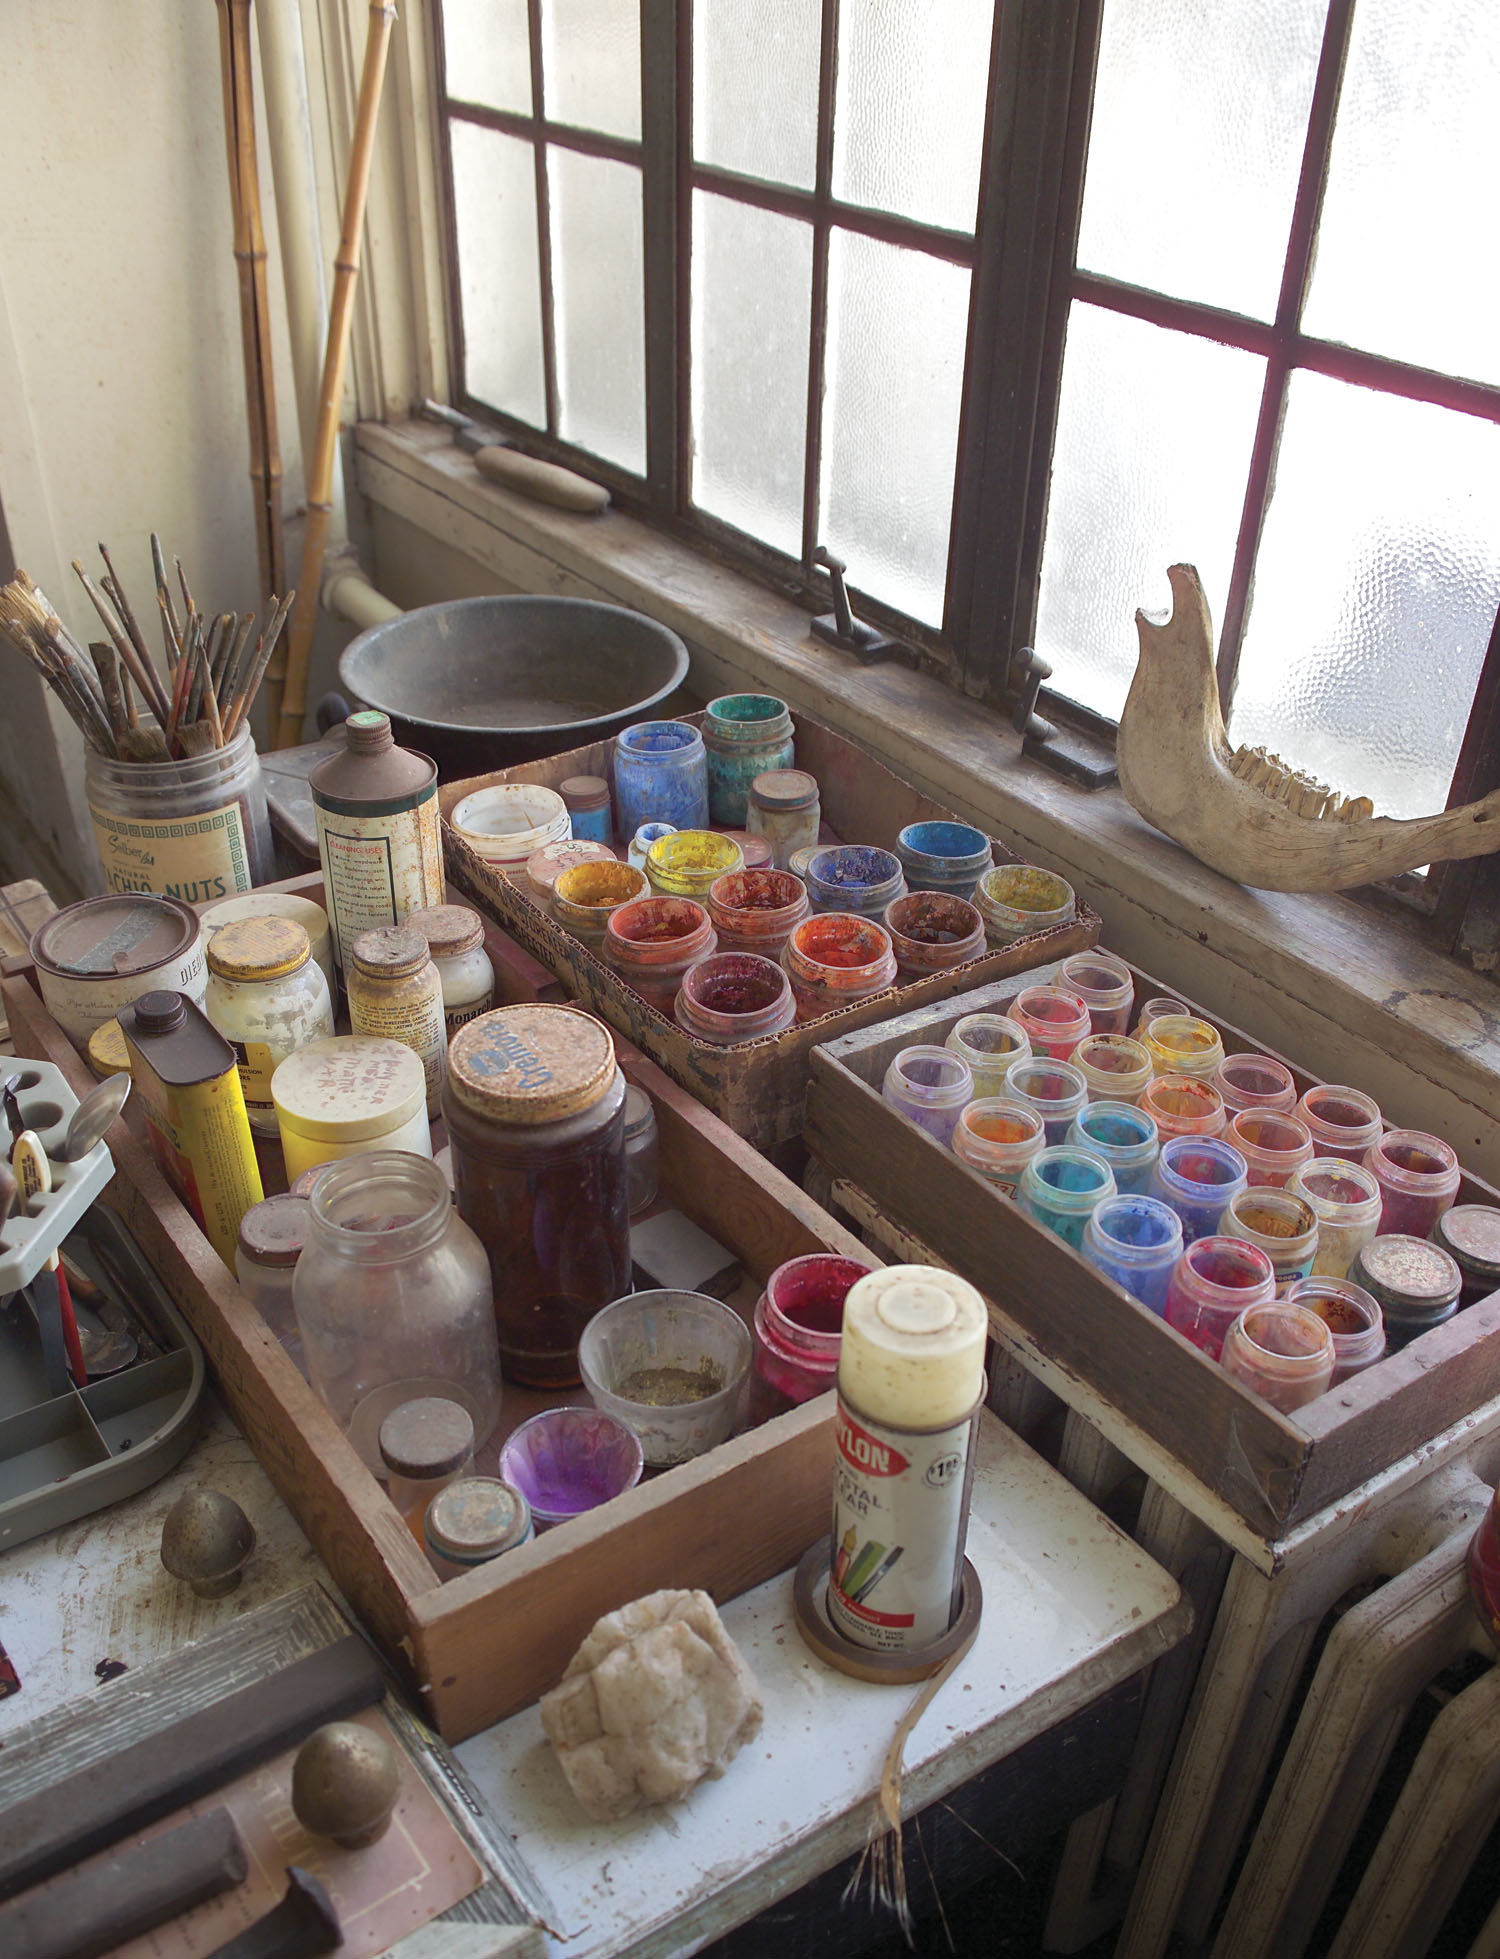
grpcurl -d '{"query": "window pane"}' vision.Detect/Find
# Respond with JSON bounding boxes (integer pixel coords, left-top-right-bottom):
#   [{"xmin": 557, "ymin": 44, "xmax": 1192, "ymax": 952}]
[
  {"xmin": 693, "ymin": 0, "xmax": 819, "ymax": 189},
  {"xmin": 1231, "ymin": 375, "xmax": 1500, "ymax": 822},
  {"xmin": 1302, "ymin": 0, "xmax": 1500, "ymax": 384},
  {"xmin": 821, "ymin": 234, "xmax": 969, "ymax": 629},
  {"xmin": 550, "ymin": 148, "xmax": 645, "ymax": 473},
  {"xmin": 1037, "ymin": 303, "xmax": 1263, "ymax": 721},
  {"xmin": 832, "ymin": 0, "xmax": 990, "ymax": 232},
  {"xmin": 441, "ymin": 0, "xmax": 531, "ymax": 116},
  {"xmin": 1077, "ymin": 0, "xmax": 1324, "ymax": 320},
  {"xmin": 450, "ymin": 123, "xmax": 546, "ymax": 428},
  {"xmin": 691, "ymin": 193, "xmax": 811, "ymax": 558},
  {"xmin": 542, "ymin": 0, "xmax": 640, "ymax": 140}
]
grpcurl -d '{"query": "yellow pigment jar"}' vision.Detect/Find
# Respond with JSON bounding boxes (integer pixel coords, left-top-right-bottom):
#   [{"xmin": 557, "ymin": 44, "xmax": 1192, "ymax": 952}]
[{"xmin": 644, "ymin": 828, "xmax": 745, "ymax": 899}]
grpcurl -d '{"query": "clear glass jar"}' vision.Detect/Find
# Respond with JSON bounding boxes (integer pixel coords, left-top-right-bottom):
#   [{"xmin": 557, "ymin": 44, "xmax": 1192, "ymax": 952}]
[
  {"xmin": 1003, "ymin": 1056, "xmax": 1089, "ymax": 1147},
  {"xmin": 1081, "ymin": 1194, "xmax": 1183, "ymax": 1315},
  {"xmin": 552, "ymin": 860, "xmax": 651, "ymax": 945},
  {"xmin": 707, "ymin": 868, "xmax": 811, "ymax": 958},
  {"xmin": 674, "ymin": 952, "xmax": 797, "ymax": 1044},
  {"xmin": 378, "ymin": 1395, "xmax": 475, "ymax": 1542},
  {"xmin": 292, "ymin": 1150, "xmax": 502, "ymax": 1471},
  {"xmin": 1214, "ymin": 1051, "xmax": 1298, "ymax": 1116},
  {"xmin": 1163, "ymin": 1236, "xmax": 1277, "ymax": 1361},
  {"xmin": 1150, "ymin": 1134, "xmax": 1250, "ymax": 1244},
  {"xmin": 645, "ymin": 828, "xmax": 745, "ymax": 898},
  {"xmin": 614, "ymin": 721, "xmax": 709, "ymax": 835},
  {"xmin": 1220, "ymin": 1186, "xmax": 1320, "ymax": 1289},
  {"xmin": 781, "ymin": 914, "xmax": 898, "ymax": 1022},
  {"xmin": 881, "ymin": 1044, "xmax": 974, "ymax": 1145},
  {"xmin": 204, "ymin": 917, "xmax": 335, "ymax": 1134},
  {"xmin": 604, "ymin": 896, "xmax": 718, "ymax": 1016},
  {"xmin": 973, "ymin": 863, "xmax": 1076, "ymax": 945},
  {"xmin": 748, "ymin": 1252, "xmax": 873, "ymax": 1422},
  {"xmin": 945, "ymin": 1013, "xmax": 1031, "ymax": 1099},
  {"xmin": 883, "ymin": 892, "xmax": 987, "ymax": 982},
  {"xmin": 406, "ymin": 904, "xmax": 495, "ymax": 1039},
  {"xmin": 1011, "ymin": 985, "xmax": 1092, "ymax": 1061},
  {"xmin": 953, "ymin": 1100, "xmax": 1046, "ymax": 1194},
  {"xmin": 445, "ymin": 1005, "xmax": 632, "ymax": 1387},
  {"xmin": 805, "ymin": 845, "xmax": 907, "ymax": 919},
  {"xmin": 1066, "ymin": 1101, "xmax": 1160, "ymax": 1195},
  {"xmin": 1363, "ymin": 1128, "xmax": 1461, "ymax": 1238},
  {"xmin": 1284, "ymin": 1277, "xmax": 1386, "ymax": 1382},
  {"xmin": 1227, "ymin": 1108, "xmax": 1315, "ymax": 1190},
  {"xmin": 1296, "ymin": 1083, "xmax": 1383, "ymax": 1163},
  {"xmin": 892, "ymin": 821, "xmax": 993, "ymax": 901},
  {"xmin": 1221, "ymin": 1304, "xmax": 1334, "ymax": 1412},
  {"xmin": 746, "ymin": 769, "xmax": 821, "ymax": 871},
  {"xmin": 346, "ymin": 924, "xmax": 447, "ymax": 1117},
  {"xmin": 1017, "ymin": 1145, "xmax": 1117, "ymax": 1249},
  {"xmin": 1056, "ymin": 951, "xmax": 1134, "ymax": 1034},
  {"xmin": 1072, "ymin": 1032, "xmax": 1153, "ymax": 1105},
  {"xmin": 1141, "ymin": 1014, "xmax": 1226, "ymax": 1082},
  {"xmin": 85, "ymin": 723, "xmax": 274, "ymax": 901},
  {"xmin": 1132, "ymin": 994, "xmax": 1191, "ymax": 1040},
  {"xmin": 1139, "ymin": 1073, "xmax": 1228, "ymax": 1142},
  {"xmin": 1289, "ymin": 1157, "xmax": 1384, "ymax": 1278},
  {"xmin": 622, "ymin": 1084, "xmax": 659, "ymax": 1215},
  {"xmin": 235, "ymin": 1193, "xmax": 312, "ymax": 1359}
]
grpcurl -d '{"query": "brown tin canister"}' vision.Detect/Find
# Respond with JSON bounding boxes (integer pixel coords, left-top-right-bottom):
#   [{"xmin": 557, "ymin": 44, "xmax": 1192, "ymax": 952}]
[
  {"xmin": 311, "ymin": 711, "xmax": 444, "ymax": 971},
  {"xmin": 31, "ymin": 893, "xmax": 207, "ymax": 1048},
  {"xmin": 444, "ymin": 1004, "xmax": 631, "ymax": 1388}
]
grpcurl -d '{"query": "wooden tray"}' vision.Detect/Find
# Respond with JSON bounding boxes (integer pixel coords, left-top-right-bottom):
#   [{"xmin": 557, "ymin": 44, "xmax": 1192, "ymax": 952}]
[
  {"xmin": 439, "ymin": 712, "xmax": 1101, "ymax": 1148},
  {"xmin": 804, "ymin": 955, "xmax": 1500, "ymax": 1547},
  {"xmin": 2, "ymin": 907, "xmax": 878, "ymax": 1743}
]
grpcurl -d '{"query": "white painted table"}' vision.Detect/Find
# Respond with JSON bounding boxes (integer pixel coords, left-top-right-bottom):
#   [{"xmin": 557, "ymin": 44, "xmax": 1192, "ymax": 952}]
[{"xmin": 455, "ymin": 1413, "xmax": 1189, "ymax": 1959}]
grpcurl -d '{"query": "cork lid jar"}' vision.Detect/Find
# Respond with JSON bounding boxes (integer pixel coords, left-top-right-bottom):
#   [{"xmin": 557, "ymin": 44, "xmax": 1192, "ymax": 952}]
[{"xmin": 446, "ymin": 1003, "xmax": 620, "ymax": 1128}]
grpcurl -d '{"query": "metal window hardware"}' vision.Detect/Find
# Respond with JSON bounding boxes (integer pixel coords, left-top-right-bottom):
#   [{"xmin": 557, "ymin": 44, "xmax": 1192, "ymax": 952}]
[
  {"xmin": 809, "ymin": 550, "xmax": 914, "ymax": 667},
  {"xmin": 1008, "ymin": 645, "xmax": 1118, "ymax": 789}
]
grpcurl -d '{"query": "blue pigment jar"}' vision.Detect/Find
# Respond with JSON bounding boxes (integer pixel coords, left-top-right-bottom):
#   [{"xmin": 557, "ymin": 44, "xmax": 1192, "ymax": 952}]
[
  {"xmin": 703, "ymin": 695, "xmax": 795, "ymax": 824},
  {"xmin": 1066, "ymin": 1101, "xmax": 1160, "ymax": 1195},
  {"xmin": 1081, "ymin": 1194, "xmax": 1184, "ymax": 1315},
  {"xmin": 894, "ymin": 821, "xmax": 994, "ymax": 901},
  {"xmin": 805, "ymin": 845, "xmax": 907, "ymax": 918},
  {"xmin": 1149, "ymin": 1133, "xmax": 1249, "ymax": 1245},
  {"xmin": 613, "ymin": 721, "xmax": 710, "ymax": 837},
  {"xmin": 1017, "ymin": 1145, "xmax": 1116, "ymax": 1250}
]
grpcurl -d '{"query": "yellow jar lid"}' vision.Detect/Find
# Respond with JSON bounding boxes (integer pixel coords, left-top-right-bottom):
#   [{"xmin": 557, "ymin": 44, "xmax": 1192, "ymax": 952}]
[
  {"xmin": 87, "ymin": 1017, "xmax": 132, "ymax": 1079},
  {"xmin": 448, "ymin": 1004, "xmax": 617, "ymax": 1125},
  {"xmin": 207, "ymin": 916, "xmax": 310, "ymax": 982},
  {"xmin": 271, "ymin": 1036, "xmax": 427, "ymax": 1140}
]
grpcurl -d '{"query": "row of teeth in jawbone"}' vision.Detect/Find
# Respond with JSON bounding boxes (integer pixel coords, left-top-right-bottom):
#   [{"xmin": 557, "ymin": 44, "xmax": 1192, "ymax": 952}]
[{"xmin": 1226, "ymin": 744, "xmax": 1376, "ymax": 822}]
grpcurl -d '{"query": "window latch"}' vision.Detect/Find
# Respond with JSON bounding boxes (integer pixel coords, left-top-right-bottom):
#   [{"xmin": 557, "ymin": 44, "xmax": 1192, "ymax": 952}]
[
  {"xmin": 809, "ymin": 549, "xmax": 913, "ymax": 666},
  {"xmin": 1008, "ymin": 644, "xmax": 1118, "ymax": 790}
]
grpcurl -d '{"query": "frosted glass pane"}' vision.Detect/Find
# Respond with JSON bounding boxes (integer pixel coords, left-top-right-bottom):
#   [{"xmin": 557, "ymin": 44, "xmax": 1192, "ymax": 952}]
[
  {"xmin": 1303, "ymin": 0, "xmax": 1500, "ymax": 384},
  {"xmin": 441, "ymin": 0, "xmax": 531, "ymax": 115},
  {"xmin": 541, "ymin": 0, "xmax": 640, "ymax": 139},
  {"xmin": 1231, "ymin": 375, "xmax": 1500, "ymax": 823},
  {"xmin": 1077, "ymin": 0, "xmax": 1323, "ymax": 319},
  {"xmin": 821, "ymin": 234, "xmax": 970, "ymax": 629},
  {"xmin": 832, "ymin": 1, "xmax": 990, "ymax": 232},
  {"xmin": 693, "ymin": 0, "xmax": 819, "ymax": 188},
  {"xmin": 1036, "ymin": 304, "xmax": 1263, "ymax": 721},
  {"xmin": 450, "ymin": 122, "xmax": 545, "ymax": 428},
  {"xmin": 691, "ymin": 192, "xmax": 812, "ymax": 557},
  {"xmin": 550, "ymin": 148, "xmax": 645, "ymax": 473}
]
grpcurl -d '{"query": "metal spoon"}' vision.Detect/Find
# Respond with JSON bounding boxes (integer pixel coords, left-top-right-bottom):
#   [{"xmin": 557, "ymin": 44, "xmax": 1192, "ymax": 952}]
[{"xmin": 59, "ymin": 1074, "xmax": 133, "ymax": 1163}]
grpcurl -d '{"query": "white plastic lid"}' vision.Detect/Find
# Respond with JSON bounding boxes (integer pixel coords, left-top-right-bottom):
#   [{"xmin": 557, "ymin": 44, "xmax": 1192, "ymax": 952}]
[
  {"xmin": 838, "ymin": 1264, "xmax": 987, "ymax": 1429},
  {"xmin": 271, "ymin": 1036, "xmax": 426, "ymax": 1140}
]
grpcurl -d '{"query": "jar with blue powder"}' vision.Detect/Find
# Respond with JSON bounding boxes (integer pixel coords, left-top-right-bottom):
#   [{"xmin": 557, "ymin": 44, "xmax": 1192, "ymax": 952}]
[
  {"xmin": 805, "ymin": 844, "xmax": 906, "ymax": 918},
  {"xmin": 614, "ymin": 721, "xmax": 710, "ymax": 836},
  {"xmin": 1081, "ymin": 1194, "xmax": 1184, "ymax": 1314},
  {"xmin": 1065, "ymin": 1101, "xmax": 1160, "ymax": 1194},
  {"xmin": 1017, "ymin": 1146, "xmax": 1116, "ymax": 1249},
  {"xmin": 894, "ymin": 821, "xmax": 994, "ymax": 900},
  {"xmin": 1150, "ymin": 1134, "xmax": 1250, "ymax": 1244}
]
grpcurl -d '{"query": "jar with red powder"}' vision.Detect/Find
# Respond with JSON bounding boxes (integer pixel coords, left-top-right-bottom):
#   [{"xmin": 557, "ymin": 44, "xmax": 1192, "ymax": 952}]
[
  {"xmin": 674, "ymin": 952, "xmax": 797, "ymax": 1044},
  {"xmin": 748, "ymin": 1251, "xmax": 874, "ymax": 1421},
  {"xmin": 706, "ymin": 867, "xmax": 810, "ymax": 958},
  {"xmin": 603, "ymin": 896, "xmax": 718, "ymax": 1015},
  {"xmin": 781, "ymin": 912, "xmax": 898, "ymax": 1023}
]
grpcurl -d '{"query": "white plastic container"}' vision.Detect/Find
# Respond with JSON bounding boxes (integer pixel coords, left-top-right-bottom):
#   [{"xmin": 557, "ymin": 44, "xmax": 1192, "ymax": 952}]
[
  {"xmin": 449, "ymin": 783, "xmax": 571, "ymax": 880},
  {"xmin": 271, "ymin": 1035, "xmax": 433, "ymax": 1182}
]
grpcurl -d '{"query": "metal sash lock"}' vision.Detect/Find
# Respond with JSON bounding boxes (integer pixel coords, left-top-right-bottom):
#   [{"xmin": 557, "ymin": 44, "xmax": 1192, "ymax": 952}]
[{"xmin": 809, "ymin": 549, "xmax": 915, "ymax": 667}]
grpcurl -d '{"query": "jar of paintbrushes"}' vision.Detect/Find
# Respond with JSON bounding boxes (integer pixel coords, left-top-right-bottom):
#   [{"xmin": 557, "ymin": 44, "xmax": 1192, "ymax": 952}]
[{"xmin": 0, "ymin": 537, "xmax": 292, "ymax": 900}]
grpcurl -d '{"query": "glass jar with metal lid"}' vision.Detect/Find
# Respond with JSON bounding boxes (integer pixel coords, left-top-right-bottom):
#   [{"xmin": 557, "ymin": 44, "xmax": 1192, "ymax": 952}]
[
  {"xmin": 1432, "ymin": 1204, "xmax": 1500, "ymax": 1308},
  {"xmin": 1349, "ymin": 1234, "xmax": 1463, "ymax": 1349},
  {"xmin": 425, "ymin": 1476, "xmax": 533, "ymax": 1578},
  {"xmin": 406, "ymin": 903, "xmax": 496, "ymax": 1040},
  {"xmin": 204, "ymin": 917, "xmax": 335, "ymax": 1134},
  {"xmin": 235, "ymin": 1192, "xmax": 313, "ymax": 1356},
  {"xmin": 745, "ymin": 769, "xmax": 820, "ymax": 870},
  {"xmin": 444, "ymin": 1004, "xmax": 632, "ymax": 1387},
  {"xmin": 379, "ymin": 1395, "xmax": 476, "ymax": 1543},
  {"xmin": 559, "ymin": 774, "xmax": 613, "ymax": 843},
  {"xmin": 347, "ymin": 924, "xmax": 447, "ymax": 1117}
]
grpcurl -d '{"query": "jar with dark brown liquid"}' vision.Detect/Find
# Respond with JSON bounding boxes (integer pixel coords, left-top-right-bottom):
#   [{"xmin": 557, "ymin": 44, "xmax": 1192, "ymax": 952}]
[{"xmin": 445, "ymin": 1004, "xmax": 631, "ymax": 1386}]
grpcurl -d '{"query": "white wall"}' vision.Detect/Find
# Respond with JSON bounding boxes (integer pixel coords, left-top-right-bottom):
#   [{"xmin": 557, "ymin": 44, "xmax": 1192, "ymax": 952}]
[{"xmin": 0, "ymin": 1, "xmax": 299, "ymax": 899}]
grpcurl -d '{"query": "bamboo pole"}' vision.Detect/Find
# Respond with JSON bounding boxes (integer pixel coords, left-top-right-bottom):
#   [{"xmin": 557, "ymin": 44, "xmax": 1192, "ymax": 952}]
[
  {"xmin": 273, "ymin": 0, "xmax": 398, "ymax": 751},
  {"xmin": 215, "ymin": 0, "xmax": 287, "ymax": 614}
]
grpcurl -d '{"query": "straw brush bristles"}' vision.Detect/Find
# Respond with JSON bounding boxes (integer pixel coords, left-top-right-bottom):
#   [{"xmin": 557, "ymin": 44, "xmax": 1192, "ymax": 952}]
[{"xmin": 0, "ymin": 541, "xmax": 293, "ymax": 762}]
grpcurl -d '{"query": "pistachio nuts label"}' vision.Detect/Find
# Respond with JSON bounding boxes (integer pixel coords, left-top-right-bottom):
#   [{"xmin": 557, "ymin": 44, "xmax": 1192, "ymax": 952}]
[{"xmin": 90, "ymin": 800, "xmax": 252, "ymax": 903}]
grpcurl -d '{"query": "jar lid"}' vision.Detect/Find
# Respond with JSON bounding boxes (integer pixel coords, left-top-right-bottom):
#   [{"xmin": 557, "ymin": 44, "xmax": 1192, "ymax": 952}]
[
  {"xmin": 289, "ymin": 1161, "xmax": 337, "ymax": 1200},
  {"xmin": 207, "ymin": 916, "xmax": 311, "ymax": 982},
  {"xmin": 623, "ymin": 1083, "xmax": 654, "ymax": 1138},
  {"xmin": 350, "ymin": 924, "xmax": 429, "ymax": 978},
  {"xmin": 526, "ymin": 838, "xmax": 617, "ymax": 896},
  {"xmin": 31, "ymin": 893, "xmax": 200, "ymax": 979},
  {"xmin": 87, "ymin": 1017, "xmax": 132, "ymax": 1079},
  {"xmin": 788, "ymin": 846, "xmax": 821, "ymax": 882},
  {"xmin": 559, "ymin": 775, "xmax": 610, "ymax": 808},
  {"xmin": 447, "ymin": 1005, "xmax": 618, "ymax": 1125},
  {"xmin": 425, "ymin": 1477, "xmax": 532, "ymax": 1559},
  {"xmin": 236, "ymin": 1193, "xmax": 313, "ymax": 1267},
  {"xmin": 406, "ymin": 904, "xmax": 485, "ymax": 960},
  {"xmin": 1353, "ymin": 1234, "xmax": 1462, "ymax": 1309},
  {"xmin": 378, "ymin": 1396, "xmax": 475, "ymax": 1480},
  {"xmin": 271, "ymin": 1036, "xmax": 427, "ymax": 1139},
  {"xmin": 751, "ymin": 769, "xmax": 818, "ymax": 809},
  {"xmin": 344, "ymin": 709, "xmax": 394, "ymax": 753},
  {"xmin": 1434, "ymin": 1204, "xmax": 1500, "ymax": 1280}
]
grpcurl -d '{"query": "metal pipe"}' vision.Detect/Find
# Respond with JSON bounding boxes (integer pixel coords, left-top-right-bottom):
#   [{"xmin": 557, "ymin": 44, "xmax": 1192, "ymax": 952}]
[{"xmin": 323, "ymin": 563, "xmax": 402, "ymax": 632}]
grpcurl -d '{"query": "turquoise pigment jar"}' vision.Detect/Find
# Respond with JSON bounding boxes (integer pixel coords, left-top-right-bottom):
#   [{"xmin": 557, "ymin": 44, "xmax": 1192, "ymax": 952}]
[{"xmin": 703, "ymin": 695, "xmax": 795, "ymax": 824}]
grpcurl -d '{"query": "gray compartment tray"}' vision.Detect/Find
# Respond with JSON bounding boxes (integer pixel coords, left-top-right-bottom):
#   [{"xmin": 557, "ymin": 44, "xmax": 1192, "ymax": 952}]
[{"xmin": 0, "ymin": 1204, "xmax": 205, "ymax": 1551}]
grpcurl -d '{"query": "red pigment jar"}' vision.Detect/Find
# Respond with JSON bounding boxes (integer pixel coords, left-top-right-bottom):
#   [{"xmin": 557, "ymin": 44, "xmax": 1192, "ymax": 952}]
[
  {"xmin": 1296, "ymin": 1083, "xmax": 1383, "ymax": 1163},
  {"xmin": 1164, "ymin": 1234, "xmax": 1276, "ymax": 1362},
  {"xmin": 603, "ymin": 896, "xmax": 717, "ymax": 1016},
  {"xmin": 674, "ymin": 951, "xmax": 796, "ymax": 1044},
  {"xmin": 882, "ymin": 891, "xmax": 987, "ymax": 983},
  {"xmin": 706, "ymin": 867, "xmax": 810, "ymax": 958},
  {"xmin": 1140, "ymin": 1072, "xmax": 1227, "ymax": 1143},
  {"xmin": 1214, "ymin": 1051, "xmax": 1298, "ymax": 1116},
  {"xmin": 749, "ymin": 1252, "xmax": 875, "ymax": 1421},
  {"xmin": 1228, "ymin": 1108, "xmax": 1315, "ymax": 1189},
  {"xmin": 1363, "ymin": 1128, "xmax": 1461, "ymax": 1238},
  {"xmin": 1010, "ymin": 984, "xmax": 1092, "ymax": 1061},
  {"xmin": 781, "ymin": 913, "xmax": 898, "ymax": 1024}
]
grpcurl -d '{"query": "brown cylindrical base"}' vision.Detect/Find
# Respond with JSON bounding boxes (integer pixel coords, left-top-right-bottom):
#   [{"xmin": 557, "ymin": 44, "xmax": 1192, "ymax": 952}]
[{"xmin": 793, "ymin": 1538, "xmax": 983, "ymax": 1685}]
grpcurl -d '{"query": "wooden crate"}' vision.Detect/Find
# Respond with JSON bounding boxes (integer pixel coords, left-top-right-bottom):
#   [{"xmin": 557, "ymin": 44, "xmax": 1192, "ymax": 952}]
[
  {"xmin": 804, "ymin": 957, "xmax": 1500, "ymax": 1545},
  {"xmin": 2, "ymin": 911, "xmax": 879, "ymax": 1743},
  {"xmin": 439, "ymin": 712, "xmax": 1101, "ymax": 1148}
]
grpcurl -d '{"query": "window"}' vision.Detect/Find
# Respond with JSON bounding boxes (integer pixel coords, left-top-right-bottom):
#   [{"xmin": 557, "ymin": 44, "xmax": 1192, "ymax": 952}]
[{"xmin": 431, "ymin": 0, "xmax": 1500, "ymax": 948}]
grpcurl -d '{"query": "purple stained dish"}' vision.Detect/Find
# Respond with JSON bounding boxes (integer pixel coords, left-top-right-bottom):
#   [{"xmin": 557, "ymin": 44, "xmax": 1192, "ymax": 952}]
[{"xmin": 498, "ymin": 1407, "xmax": 644, "ymax": 1528}]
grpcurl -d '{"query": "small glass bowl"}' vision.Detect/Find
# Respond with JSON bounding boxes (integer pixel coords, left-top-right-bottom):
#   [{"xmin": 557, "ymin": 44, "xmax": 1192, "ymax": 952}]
[
  {"xmin": 578, "ymin": 1290, "xmax": 753, "ymax": 1467},
  {"xmin": 498, "ymin": 1407, "xmax": 644, "ymax": 1528}
]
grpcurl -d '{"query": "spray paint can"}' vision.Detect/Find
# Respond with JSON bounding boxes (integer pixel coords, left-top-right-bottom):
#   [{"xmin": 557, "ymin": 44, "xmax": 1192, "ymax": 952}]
[{"xmin": 827, "ymin": 1265, "xmax": 987, "ymax": 1652}]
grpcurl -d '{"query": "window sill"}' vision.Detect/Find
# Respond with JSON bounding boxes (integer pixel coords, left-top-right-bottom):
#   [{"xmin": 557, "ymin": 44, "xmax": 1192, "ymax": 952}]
[{"xmin": 356, "ymin": 420, "xmax": 1500, "ymax": 1178}]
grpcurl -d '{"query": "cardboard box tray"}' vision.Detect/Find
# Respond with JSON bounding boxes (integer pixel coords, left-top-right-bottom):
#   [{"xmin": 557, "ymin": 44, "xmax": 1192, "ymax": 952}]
[
  {"xmin": 439, "ymin": 712, "xmax": 1101, "ymax": 1148},
  {"xmin": 2, "ymin": 892, "xmax": 881, "ymax": 1743},
  {"xmin": 804, "ymin": 955, "xmax": 1500, "ymax": 1546}
]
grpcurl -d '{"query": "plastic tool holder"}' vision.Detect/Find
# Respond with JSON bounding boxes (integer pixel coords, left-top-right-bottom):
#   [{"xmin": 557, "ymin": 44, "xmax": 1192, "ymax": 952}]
[{"xmin": 0, "ymin": 1060, "xmax": 114, "ymax": 1295}]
